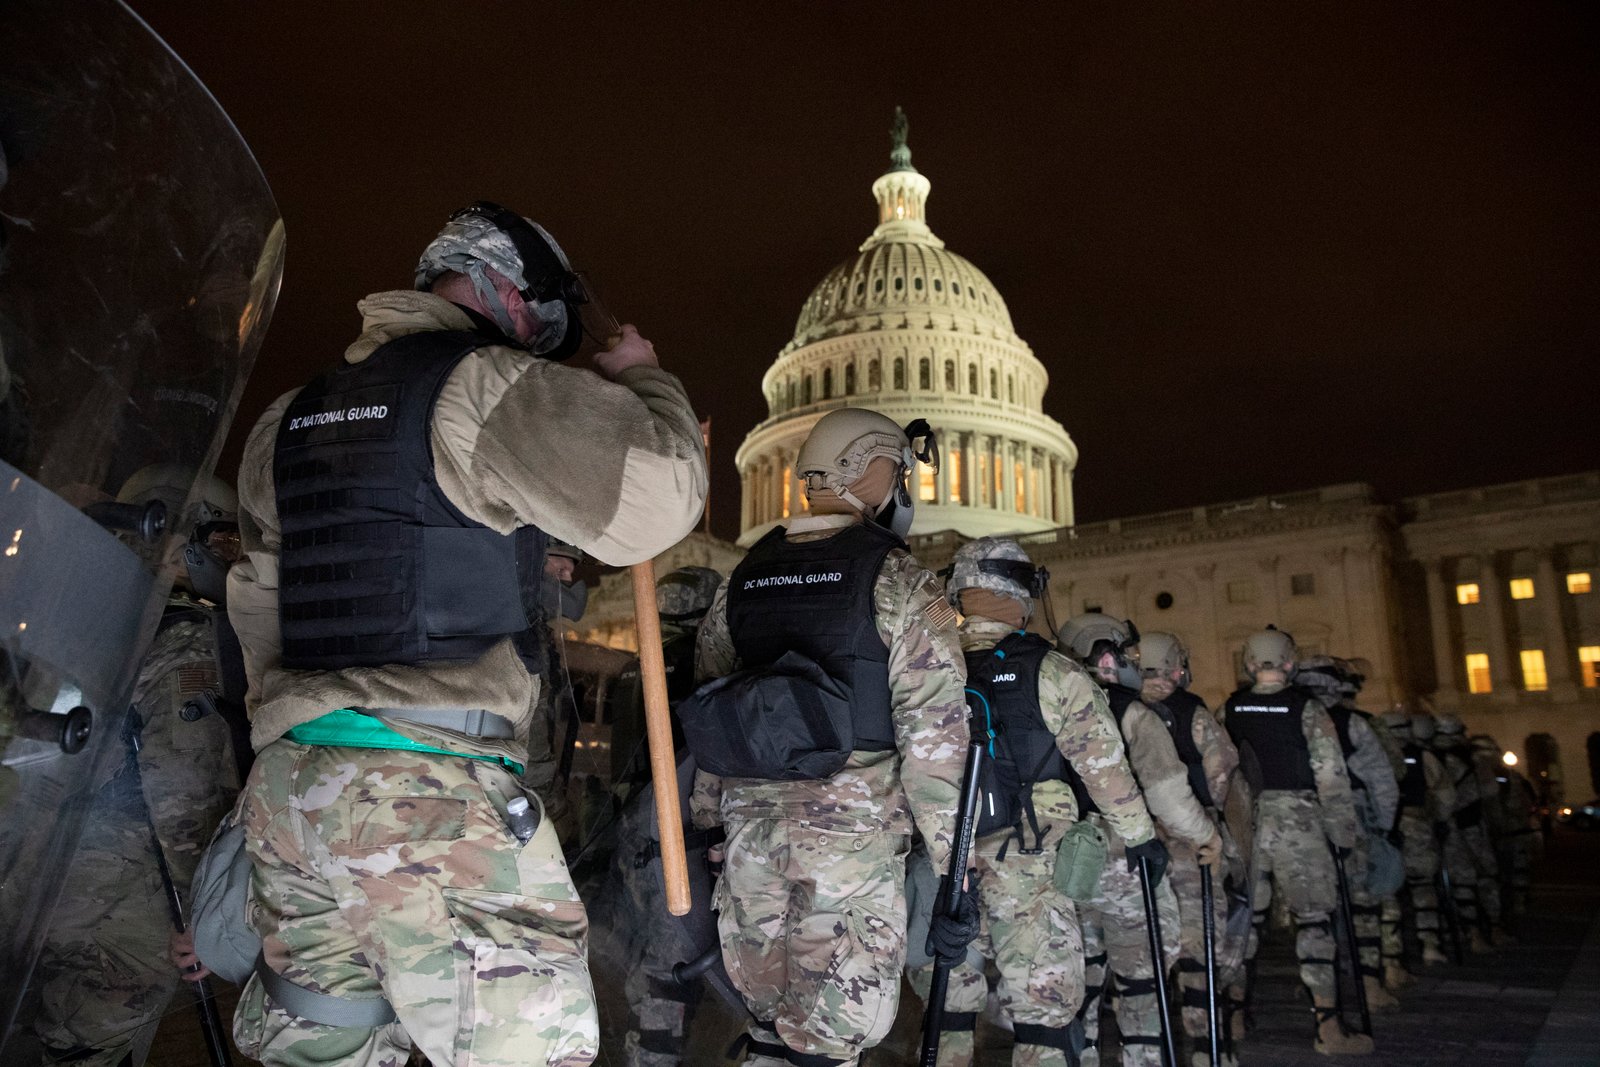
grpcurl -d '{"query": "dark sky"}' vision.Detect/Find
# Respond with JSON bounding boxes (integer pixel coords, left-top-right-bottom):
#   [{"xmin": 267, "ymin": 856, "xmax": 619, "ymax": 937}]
[{"xmin": 135, "ymin": 2, "xmax": 1599, "ymax": 539}]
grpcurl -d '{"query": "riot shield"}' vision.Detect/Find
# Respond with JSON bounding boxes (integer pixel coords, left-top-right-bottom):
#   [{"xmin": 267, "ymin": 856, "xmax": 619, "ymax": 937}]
[{"xmin": 0, "ymin": 0, "xmax": 281, "ymax": 1058}]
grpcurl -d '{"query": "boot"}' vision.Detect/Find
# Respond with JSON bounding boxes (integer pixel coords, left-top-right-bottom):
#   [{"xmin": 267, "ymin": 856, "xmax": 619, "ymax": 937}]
[
  {"xmin": 1363, "ymin": 976, "xmax": 1400, "ymax": 1012},
  {"xmin": 1314, "ymin": 1005, "xmax": 1375, "ymax": 1056},
  {"xmin": 1383, "ymin": 962, "xmax": 1416, "ymax": 990}
]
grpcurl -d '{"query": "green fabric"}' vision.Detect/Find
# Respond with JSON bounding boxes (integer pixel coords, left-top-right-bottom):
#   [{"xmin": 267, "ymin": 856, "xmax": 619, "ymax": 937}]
[
  {"xmin": 1053, "ymin": 818, "xmax": 1109, "ymax": 902},
  {"xmin": 285, "ymin": 709, "xmax": 524, "ymax": 775}
]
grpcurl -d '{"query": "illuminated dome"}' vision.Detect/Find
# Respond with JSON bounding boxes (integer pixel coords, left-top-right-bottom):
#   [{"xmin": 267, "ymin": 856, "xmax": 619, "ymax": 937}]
[{"xmin": 736, "ymin": 109, "xmax": 1079, "ymax": 546}]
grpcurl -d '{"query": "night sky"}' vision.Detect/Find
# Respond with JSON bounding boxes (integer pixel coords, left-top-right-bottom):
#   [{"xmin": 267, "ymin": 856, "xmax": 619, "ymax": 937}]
[{"xmin": 135, "ymin": 3, "xmax": 1599, "ymax": 540}]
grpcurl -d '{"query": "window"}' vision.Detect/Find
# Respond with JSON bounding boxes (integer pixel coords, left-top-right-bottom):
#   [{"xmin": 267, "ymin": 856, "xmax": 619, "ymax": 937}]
[
  {"xmin": 893, "ymin": 275, "xmax": 904, "ymax": 292},
  {"xmin": 918, "ymin": 464, "xmax": 936, "ymax": 503},
  {"xmin": 1456, "ymin": 582, "xmax": 1480, "ymax": 605},
  {"xmin": 868, "ymin": 359, "xmax": 881, "ymax": 390},
  {"xmin": 1568, "ymin": 572, "xmax": 1593, "ymax": 595},
  {"xmin": 893, "ymin": 358, "xmax": 905, "ymax": 390},
  {"xmin": 786, "ymin": 380, "xmax": 795, "ymax": 409},
  {"xmin": 1520, "ymin": 649, "xmax": 1549, "ymax": 691},
  {"xmin": 1084, "ymin": 602, "xmax": 1102, "ymax": 614},
  {"xmin": 1580, "ymin": 646, "xmax": 1600, "ymax": 688},
  {"xmin": 1509, "ymin": 578, "xmax": 1535, "ymax": 600},
  {"xmin": 919, "ymin": 359, "xmax": 931, "ymax": 390},
  {"xmin": 978, "ymin": 451, "xmax": 990, "ymax": 506},
  {"xmin": 947, "ymin": 447, "xmax": 963, "ymax": 504},
  {"xmin": 1013, "ymin": 460, "xmax": 1025, "ymax": 512},
  {"xmin": 968, "ymin": 365, "xmax": 979, "ymax": 394},
  {"xmin": 1007, "ymin": 376, "xmax": 1015, "ymax": 403},
  {"xmin": 1226, "ymin": 580, "xmax": 1256, "ymax": 605},
  {"xmin": 781, "ymin": 465, "xmax": 793, "ymax": 519},
  {"xmin": 802, "ymin": 376, "xmax": 813, "ymax": 405},
  {"xmin": 821, "ymin": 367, "xmax": 833, "ymax": 400},
  {"xmin": 844, "ymin": 362, "xmax": 856, "ymax": 395},
  {"xmin": 1465, "ymin": 653, "xmax": 1492, "ymax": 694},
  {"xmin": 944, "ymin": 360, "xmax": 956, "ymax": 391},
  {"xmin": 914, "ymin": 275, "xmax": 924, "ymax": 291},
  {"xmin": 1155, "ymin": 591, "xmax": 1174, "ymax": 610},
  {"xmin": 990, "ymin": 369, "xmax": 999, "ymax": 399},
  {"xmin": 1291, "ymin": 572, "xmax": 1316, "ymax": 596}
]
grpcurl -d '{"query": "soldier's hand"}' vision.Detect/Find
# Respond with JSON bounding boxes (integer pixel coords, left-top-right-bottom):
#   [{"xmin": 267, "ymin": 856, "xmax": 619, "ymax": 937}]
[
  {"xmin": 592, "ymin": 324, "xmax": 658, "ymax": 379},
  {"xmin": 1125, "ymin": 838, "xmax": 1170, "ymax": 887},
  {"xmin": 926, "ymin": 873, "xmax": 981, "ymax": 966},
  {"xmin": 1196, "ymin": 830, "xmax": 1224, "ymax": 870},
  {"xmin": 170, "ymin": 929, "xmax": 212, "ymax": 982}
]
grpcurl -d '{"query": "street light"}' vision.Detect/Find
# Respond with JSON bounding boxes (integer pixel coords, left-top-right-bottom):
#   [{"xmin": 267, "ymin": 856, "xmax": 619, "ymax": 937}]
[{"xmin": 1502, "ymin": 751, "xmax": 1519, "ymax": 767}]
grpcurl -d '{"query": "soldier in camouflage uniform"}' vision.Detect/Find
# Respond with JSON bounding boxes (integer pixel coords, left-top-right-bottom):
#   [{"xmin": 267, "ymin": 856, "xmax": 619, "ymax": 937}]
[
  {"xmin": 609, "ymin": 566, "xmax": 725, "ymax": 1067},
  {"xmin": 1472, "ymin": 736, "xmax": 1537, "ymax": 924},
  {"xmin": 904, "ymin": 539, "xmax": 1156, "ymax": 1067},
  {"xmin": 33, "ymin": 470, "xmax": 244, "ymax": 1067},
  {"xmin": 1431, "ymin": 714, "xmax": 1502, "ymax": 950},
  {"xmin": 688, "ymin": 408, "xmax": 970, "ymax": 1067},
  {"xmin": 1135, "ymin": 631, "xmax": 1244, "ymax": 1066},
  {"xmin": 226, "ymin": 205, "xmax": 708, "ymax": 1066},
  {"xmin": 1378, "ymin": 711, "xmax": 1452, "ymax": 966},
  {"xmin": 1218, "ymin": 629, "xmax": 1372, "ymax": 1056},
  {"xmin": 1059, "ymin": 615, "xmax": 1221, "ymax": 1067},
  {"xmin": 1295, "ymin": 658, "xmax": 1402, "ymax": 1012}
]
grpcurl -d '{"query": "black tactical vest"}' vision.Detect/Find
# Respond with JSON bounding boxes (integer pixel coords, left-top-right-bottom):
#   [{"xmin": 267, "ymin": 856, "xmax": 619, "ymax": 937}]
[
  {"xmin": 725, "ymin": 522, "xmax": 899, "ymax": 752},
  {"xmin": 274, "ymin": 331, "xmax": 546, "ymax": 671},
  {"xmin": 1222, "ymin": 686, "xmax": 1317, "ymax": 791},
  {"xmin": 1398, "ymin": 742, "xmax": 1428, "ymax": 809},
  {"xmin": 967, "ymin": 633, "xmax": 1099, "ymax": 840},
  {"xmin": 1152, "ymin": 688, "xmax": 1216, "ymax": 808}
]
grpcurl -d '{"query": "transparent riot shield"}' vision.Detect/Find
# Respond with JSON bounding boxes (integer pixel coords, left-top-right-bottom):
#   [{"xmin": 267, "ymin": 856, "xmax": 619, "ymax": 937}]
[{"xmin": 0, "ymin": 0, "xmax": 282, "ymax": 1059}]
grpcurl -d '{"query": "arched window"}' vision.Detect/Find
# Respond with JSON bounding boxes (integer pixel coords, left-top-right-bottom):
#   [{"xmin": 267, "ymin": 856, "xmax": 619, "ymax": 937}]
[
  {"xmin": 893, "ymin": 358, "xmax": 906, "ymax": 390},
  {"xmin": 802, "ymin": 375, "xmax": 813, "ymax": 405},
  {"xmin": 968, "ymin": 365, "xmax": 979, "ymax": 395},
  {"xmin": 822, "ymin": 367, "xmax": 833, "ymax": 399},
  {"xmin": 944, "ymin": 360, "xmax": 956, "ymax": 391},
  {"xmin": 1007, "ymin": 376, "xmax": 1015, "ymax": 403},
  {"xmin": 844, "ymin": 362, "xmax": 856, "ymax": 395},
  {"xmin": 787, "ymin": 379, "xmax": 796, "ymax": 409},
  {"xmin": 919, "ymin": 358, "xmax": 931, "ymax": 390},
  {"xmin": 868, "ymin": 359, "xmax": 881, "ymax": 390},
  {"xmin": 989, "ymin": 369, "xmax": 999, "ymax": 399}
]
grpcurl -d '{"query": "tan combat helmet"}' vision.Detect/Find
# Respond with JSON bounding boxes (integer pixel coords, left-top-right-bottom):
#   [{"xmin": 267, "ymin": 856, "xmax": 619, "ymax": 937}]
[
  {"xmin": 1136, "ymin": 631, "xmax": 1191, "ymax": 688},
  {"xmin": 117, "ymin": 463, "xmax": 237, "ymax": 531},
  {"xmin": 1059, "ymin": 612, "xmax": 1142, "ymax": 689},
  {"xmin": 1241, "ymin": 626, "xmax": 1296, "ymax": 677},
  {"xmin": 796, "ymin": 407, "xmax": 935, "ymax": 537},
  {"xmin": 656, "ymin": 566, "xmax": 722, "ymax": 626}
]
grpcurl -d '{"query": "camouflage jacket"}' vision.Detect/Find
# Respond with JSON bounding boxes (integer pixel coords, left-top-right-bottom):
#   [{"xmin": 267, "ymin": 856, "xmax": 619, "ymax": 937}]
[
  {"xmin": 1219, "ymin": 682, "xmax": 1359, "ymax": 849},
  {"xmin": 962, "ymin": 616, "xmax": 1154, "ymax": 849},
  {"xmin": 690, "ymin": 514, "xmax": 969, "ymax": 870},
  {"xmin": 1339, "ymin": 707, "xmax": 1400, "ymax": 832},
  {"xmin": 1118, "ymin": 696, "xmax": 1215, "ymax": 850}
]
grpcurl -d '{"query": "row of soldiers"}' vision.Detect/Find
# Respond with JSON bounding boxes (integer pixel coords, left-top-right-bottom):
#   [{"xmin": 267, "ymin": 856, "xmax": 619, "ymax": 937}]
[{"xmin": 596, "ymin": 410, "xmax": 1544, "ymax": 1067}]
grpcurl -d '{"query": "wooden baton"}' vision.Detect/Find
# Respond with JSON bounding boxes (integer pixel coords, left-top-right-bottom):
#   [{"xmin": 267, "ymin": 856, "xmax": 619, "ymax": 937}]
[{"xmin": 630, "ymin": 558, "xmax": 692, "ymax": 916}]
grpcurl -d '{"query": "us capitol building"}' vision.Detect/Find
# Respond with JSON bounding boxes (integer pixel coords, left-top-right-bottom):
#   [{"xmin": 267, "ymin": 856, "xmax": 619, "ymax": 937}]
[{"xmin": 576, "ymin": 114, "xmax": 1600, "ymax": 809}]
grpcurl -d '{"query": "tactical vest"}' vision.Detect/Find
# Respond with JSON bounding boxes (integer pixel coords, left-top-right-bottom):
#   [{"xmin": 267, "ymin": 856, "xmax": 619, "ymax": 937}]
[
  {"xmin": 1398, "ymin": 742, "xmax": 1428, "ymax": 809},
  {"xmin": 725, "ymin": 522, "xmax": 899, "ymax": 752},
  {"xmin": 1222, "ymin": 686, "xmax": 1317, "ymax": 791},
  {"xmin": 662, "ymin": 630, "xmax": 699, "ymax": 707},
  {"xmin": 274, "ymin": 331, "xmax": 546, "ymax": 672},
  {"xmin": 1153, "ymin": 688, "xmax": 1216, "ymax": 808},
  {"xmin": 966, "ymin": 634, "xmax": 1098, "ymax": 844}
]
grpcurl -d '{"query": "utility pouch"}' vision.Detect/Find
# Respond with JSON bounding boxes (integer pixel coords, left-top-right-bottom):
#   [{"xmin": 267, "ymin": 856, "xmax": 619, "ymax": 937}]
[
  {"xmin": 676, "ymin": 650, "xmax": 854, "ymax": 780},
  {"xmin": 1052, "ymin": 818, "xmax": 1109, "ymax": 902},
  {"xmin": 1363, "ymin": 829, "xmax": 1405, "ymax": 896},
  {"xmin": 191, "ymin": 803, "xmax": 260, "ymax": 985}
]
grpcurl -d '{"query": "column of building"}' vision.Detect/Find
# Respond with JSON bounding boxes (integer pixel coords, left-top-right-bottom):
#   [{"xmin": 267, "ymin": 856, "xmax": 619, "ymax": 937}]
[
  {"xmin": 1421, "ymin": 557, "xmax": 1462, "ymax": 705},
  {"xmin": 1534, "ymin": 547, "xmax": 1578, "ymax": 700},
  {"xmin": 1478, "ymin": 551, "xmax": 1517, "ymax": 703}
]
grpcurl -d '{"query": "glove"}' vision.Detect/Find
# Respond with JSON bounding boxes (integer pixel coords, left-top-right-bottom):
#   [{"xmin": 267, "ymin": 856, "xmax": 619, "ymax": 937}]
[
  {"xmin": 926, "ymin": 873, "xmax": 981, "ymax": 967},
  {"xmin": 705, "ymin": 845, "xmax": 725, "ymax": 881},
  {"xmin": 1332, "ymin": 842, "xmax": 1354, "ymax": 860},
  {"xmin": 1195, "ymin": 831, "xmax": 1224, "ymax": 870},
  {"xmin": 1125, "ymin": 838, "xmax": 1170, "ymax": 887}
]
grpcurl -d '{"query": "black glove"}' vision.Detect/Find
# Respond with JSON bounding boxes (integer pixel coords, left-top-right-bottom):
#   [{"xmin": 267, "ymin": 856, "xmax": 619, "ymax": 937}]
[
  {"xmin": 1333, "ymin": 843, "xmax": 1353, "ymax": 860},
  {"xmin": 926, "ymin": 873, "xmax": 981, "ymax": 967},
  {"xmin": 1125, "ymin": 838, "xmax": 1170, "ymax": 887},
  {"xmin": 1386, "ymin": 828, "xmax": 1404, "ymax": 849}
]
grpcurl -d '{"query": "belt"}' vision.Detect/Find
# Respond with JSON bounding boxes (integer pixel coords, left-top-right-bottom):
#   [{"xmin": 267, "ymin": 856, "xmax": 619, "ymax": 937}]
[
  {"xmin": 285, "ymin": 708, "xmax": 524, "ymax": 775},
  {"xmin": 366, "ymin": 707, "xmax": 515, "ymax": 739}
]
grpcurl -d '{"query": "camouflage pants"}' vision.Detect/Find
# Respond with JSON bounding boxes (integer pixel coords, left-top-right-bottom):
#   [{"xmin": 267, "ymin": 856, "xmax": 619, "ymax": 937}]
[
  {"xmin": 1246, "ymin": 793, "xmax": 1337, "ymax": 1003},
  {"xmin": 1077, "ymin": 841, "xmax": 1180, "ymax": 1067},
  {"xmin": 1442, "ymin": 822, "xmax": 1500, "ymax": 929},
  {"xmin": 1397, "ymin": 809, "xmax": 1442, "ymax": 954},
  {"xmin": 32, "ymin": 784, "xmax": 178, "ymax": 1067},
  {"xmin": 907, "ymin": 834, "xmax": 1086, "ymax": 1067},
  {"xmin": 1165, "ymin": 838, "xmax": 1237, "ymax": 1055},
  {"xmin": 1343, "ymin": 833, "xmax": 1383, "ymax": 982},
  {"xmin": 233, "ymin": 741, "xmax": 598, "ymax": 1067},
  {"xmin": 715, "ymin": 818, "xmax": 908, "ymax": 1066}
]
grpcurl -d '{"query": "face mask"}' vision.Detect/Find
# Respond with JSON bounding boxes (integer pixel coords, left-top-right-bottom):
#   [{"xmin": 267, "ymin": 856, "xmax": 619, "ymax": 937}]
[
  {"xmin": 541, "ymin": 578, "xmax": 589, "ymax": 622},
  {"xmin": 876, "ymin": 474, "xmax": 914, "ymax": 539}
]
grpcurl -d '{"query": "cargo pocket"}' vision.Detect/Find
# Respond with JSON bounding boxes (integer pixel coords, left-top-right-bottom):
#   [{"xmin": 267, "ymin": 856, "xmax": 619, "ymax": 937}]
[
  {"xmin": 806, "ymin": 903, "xmax": 904, "ymax": 1048},
  {"xmin": 441, "ymin": 888, "xmax": 599, "ymax": 1067}
]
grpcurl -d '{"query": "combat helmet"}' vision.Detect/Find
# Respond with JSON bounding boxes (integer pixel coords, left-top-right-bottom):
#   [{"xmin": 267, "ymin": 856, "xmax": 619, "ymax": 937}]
[
  {"xmin": 795, "ymin": 408, "xmax": 936, "ymax": 537},
  {"xmin": 1059, "ymin": 613, "xmax": 1142, "ymax": 690},
  {"xmin": 1136, "ymin": 631, "xmax": 1191, "ymax": 688},
  {"xmin": 1241, "ymin": 626, "xmax": 1297, "ymax": 677},
  {"xmin": 116, "ymin": 465, "xmax": 239, "ymax": 603},
  {"xmin": 656, "ymin": 566, "xmax": 722, "ymax": 626},
  {"xmin": 945, "ymin": 537, "xmax": 1040, "ymax": 618}
]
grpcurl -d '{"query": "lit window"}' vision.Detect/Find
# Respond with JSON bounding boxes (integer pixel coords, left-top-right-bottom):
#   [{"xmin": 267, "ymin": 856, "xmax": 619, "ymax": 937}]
[
  {"xmin": 781, "ymin": 466, "xmax": 792, "ymax": 519},
  {"xmin": 1580, "ymin": 646, "xmax": 1600, "ymax": 688},
  {"xmin": 1014, "ymin": 461, "xmax": 1025, "ymax": 512},
  {"xmin": 1568, "ymin": 572, "xmax": 1593, "ymax": 595},
  {"xmin": 1291, "ymin": 573, "xmax": 1315, "ymax": 596},
  {"xmin": 978, "ymin": 452, "xmax": 990, "ymax": 506},
  {"xmin": 918, "ymin": 464, "xmax": 936, "ymax": 503},
  {"xmin": 1509, "ymin": 578, "xmax": 1535, "ymax": 600},
  {"xmin": 1520, "ymin": 649, "xmax": 1548, "ymax": 692},
  {"xmin": 1226, "ymin": 580, "xmax": 1255, "ymax": 605},
  {"xmin": 1456, "ymin": 582, "xmax": 1480, "ymax": 605},
  {"xmin": 1465, "ymin": 653, "xmax": 1492, "ymax": 694},
  {"xmin": 947, "ymin": 448, "xmax": 963, "ymax": 504}
]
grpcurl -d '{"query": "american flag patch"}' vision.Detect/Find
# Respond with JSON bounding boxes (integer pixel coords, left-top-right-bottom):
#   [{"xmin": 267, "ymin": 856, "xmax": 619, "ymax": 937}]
[
  {"xmin": 923, "ymin": 597, "xmax": 958, "ymax": 632},
  {"xmin": 178, "ymin": 666, "xmax": 216, "ymax": 696}
]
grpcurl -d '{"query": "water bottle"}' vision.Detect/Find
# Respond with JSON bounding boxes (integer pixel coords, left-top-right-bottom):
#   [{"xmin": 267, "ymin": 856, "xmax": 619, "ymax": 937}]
[{"xmin": 505, "ymin": 795, "xmax": 540, "ymax": 844}]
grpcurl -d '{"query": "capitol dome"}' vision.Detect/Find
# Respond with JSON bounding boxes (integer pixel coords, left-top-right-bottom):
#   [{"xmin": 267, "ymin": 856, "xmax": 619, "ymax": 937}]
[{"xmin": 736, "ymin": 110, "xmax": 1079, "ymax": 545}]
